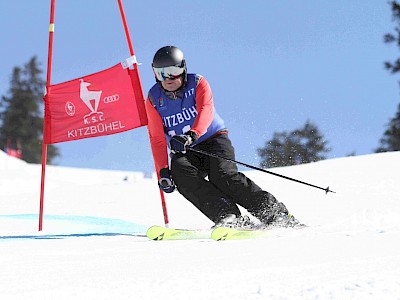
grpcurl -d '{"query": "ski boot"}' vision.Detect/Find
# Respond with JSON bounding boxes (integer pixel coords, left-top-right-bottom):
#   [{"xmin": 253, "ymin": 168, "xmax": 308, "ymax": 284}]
[{"xmin": 212, "ymin": 214, "xmax": 255, "ymax": 229}]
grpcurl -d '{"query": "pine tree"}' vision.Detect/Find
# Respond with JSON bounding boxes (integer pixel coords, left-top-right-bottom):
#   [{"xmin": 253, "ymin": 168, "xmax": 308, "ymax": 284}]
[
  {"xmin": 384, "ymin": 1, "xmax": 400, "ymax": 74},
  {"xmin": 0, "ymin": 57, "xmax": 59, "ymax": 163},
  {"xmin": 378, "ymin": 1, "xmax": 400, "ymax": 152},
  {"xmin": 376, "ymin": 103, "xmax": 400, "ymax": 152},
  {"xmin": 258, "ymin": 120, "xmax": 330, "ymax": 168}
]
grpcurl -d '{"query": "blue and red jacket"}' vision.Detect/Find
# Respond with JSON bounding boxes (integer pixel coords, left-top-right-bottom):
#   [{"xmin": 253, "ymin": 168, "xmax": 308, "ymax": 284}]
[{"xmin": 146, "ymin": 73, "xmax": 226, "ymax": 173}]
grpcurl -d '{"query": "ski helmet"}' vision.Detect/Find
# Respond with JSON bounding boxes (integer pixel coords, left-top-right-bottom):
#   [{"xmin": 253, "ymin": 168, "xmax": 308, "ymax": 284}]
[{"xmin": 152, "ymin": 46, "xmax": 186, "ymax": 82}]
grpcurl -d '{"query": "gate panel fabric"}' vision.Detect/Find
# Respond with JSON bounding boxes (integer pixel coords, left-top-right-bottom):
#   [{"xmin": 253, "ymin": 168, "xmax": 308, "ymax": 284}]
[{"xmin": 43, "ymin": 63, "xmax": 148, "ymax": 144}]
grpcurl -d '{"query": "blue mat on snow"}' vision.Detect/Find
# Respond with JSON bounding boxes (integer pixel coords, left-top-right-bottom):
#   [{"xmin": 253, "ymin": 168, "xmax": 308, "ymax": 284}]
[{"xmin": 0, "ymin": 214, "xmax": 148, "ymax": 240}]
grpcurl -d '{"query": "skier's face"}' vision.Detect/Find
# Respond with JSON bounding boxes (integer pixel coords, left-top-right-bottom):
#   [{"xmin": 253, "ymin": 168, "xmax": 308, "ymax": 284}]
[{"xmin": 161, "ymin": 76, "xmax": 183, "ymax": 92}]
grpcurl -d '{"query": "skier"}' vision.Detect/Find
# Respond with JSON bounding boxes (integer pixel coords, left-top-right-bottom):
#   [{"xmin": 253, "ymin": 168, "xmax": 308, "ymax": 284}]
[{"xmin": 145, "ymin": 45, "xmax": 301, "ymax": 228}]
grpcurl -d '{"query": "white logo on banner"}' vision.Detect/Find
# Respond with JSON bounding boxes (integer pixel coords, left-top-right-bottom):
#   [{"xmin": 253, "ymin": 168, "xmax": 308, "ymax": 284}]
[
  {"xmin": 103, "ymin": 94, "xmax": 120, "ymax": 103},
  {"xmin": 80, "ymin": 79, "xmax": 102, "ymax": 113},
  {"xmin": 65, "ymin": 101, "xmax": 75, "ymax": 116},
  {"xmin": 78, "ymin": 79, "xmax": 105, "ymax": 124}
]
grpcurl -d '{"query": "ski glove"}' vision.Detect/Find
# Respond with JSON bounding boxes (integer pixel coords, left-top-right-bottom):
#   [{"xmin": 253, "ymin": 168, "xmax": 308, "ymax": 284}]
[
  {"xmin": 158, "ymin": 168, "xmax": 175, "ymax": 193},
  {"xmin": 170, "ymin": 131, "xmax": 198, "ymax": 154}
]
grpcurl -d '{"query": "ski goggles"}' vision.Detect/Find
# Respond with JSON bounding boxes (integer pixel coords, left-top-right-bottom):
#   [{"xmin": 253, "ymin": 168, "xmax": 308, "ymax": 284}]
[{"xmin": 152, "ymin": 65, "xmax": 185, "ymax": 81}]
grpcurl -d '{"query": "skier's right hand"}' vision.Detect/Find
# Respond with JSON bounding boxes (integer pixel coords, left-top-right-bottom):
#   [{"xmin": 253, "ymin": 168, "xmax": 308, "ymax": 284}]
[
  {"xmin": 169, "ymin": 131, "xmax": 198, "ymax": 154},
  {"xmin": 158, "ymin": 168, "xmax": 176, "ymax": 193}
]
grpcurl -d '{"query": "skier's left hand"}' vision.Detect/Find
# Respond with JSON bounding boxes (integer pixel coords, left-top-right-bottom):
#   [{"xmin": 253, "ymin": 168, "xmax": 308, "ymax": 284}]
[{"xmin": 170, "ymin": 131, "xmax": 198, "ymax": 154}]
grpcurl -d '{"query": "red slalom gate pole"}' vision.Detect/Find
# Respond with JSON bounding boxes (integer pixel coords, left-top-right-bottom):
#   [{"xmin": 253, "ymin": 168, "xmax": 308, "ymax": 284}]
[
  {"xmin": 116, "ymin": 0, "xmax": 169, "ymax": 226},
  {"xmin": 39, "ymin": 0, "xmax": 56, "ymax": 231}
]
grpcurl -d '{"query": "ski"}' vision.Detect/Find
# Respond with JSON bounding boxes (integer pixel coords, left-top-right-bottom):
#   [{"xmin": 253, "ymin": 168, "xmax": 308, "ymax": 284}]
[
  {"xmin": 211, "ymin": 223, "xmax": 307, "ymax": 241},
  {"xmin": 211, "ymin": 227, "xmax": 271, "ymax": 241},
  {"xmin": 146, "ymin": 225, "xmax": 211, "ymax": 241},
  {"xmin": 147, "ymin": 225, "xmax": 305, "ymax": 241}
]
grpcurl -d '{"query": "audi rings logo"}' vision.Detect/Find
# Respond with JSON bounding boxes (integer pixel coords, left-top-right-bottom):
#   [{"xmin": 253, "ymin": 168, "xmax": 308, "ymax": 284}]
[
  {"xmin": 103, "ymin": 94, "xmax": 120, "ymax": 104},
  {"xmin": 65, "ymin": 101, "xmax": 76, "ymax": 116}
]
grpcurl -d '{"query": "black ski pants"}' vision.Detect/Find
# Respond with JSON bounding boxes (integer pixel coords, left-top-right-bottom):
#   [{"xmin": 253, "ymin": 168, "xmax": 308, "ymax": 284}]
[{"xmin": 170, "ymin": 133, "xmax": 278, "ymax": 223}]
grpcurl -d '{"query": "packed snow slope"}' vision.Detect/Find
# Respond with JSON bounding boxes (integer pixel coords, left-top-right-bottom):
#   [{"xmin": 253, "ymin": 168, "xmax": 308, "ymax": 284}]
[{"xmin": 0, "ymin": 150, "xmax": 399, "ymax": 299}]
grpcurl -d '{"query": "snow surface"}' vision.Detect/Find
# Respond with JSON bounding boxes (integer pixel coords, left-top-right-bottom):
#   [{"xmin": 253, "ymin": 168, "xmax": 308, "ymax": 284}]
[{"xmin": 1, "ymin": 150, "xmax": 400, "ymax": 299}]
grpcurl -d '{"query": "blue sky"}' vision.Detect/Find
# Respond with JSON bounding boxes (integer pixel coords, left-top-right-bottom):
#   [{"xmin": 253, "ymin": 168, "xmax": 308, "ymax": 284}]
[{"xmin": 0, "ymin": 1, "xmax": 399, "ymax": 172}]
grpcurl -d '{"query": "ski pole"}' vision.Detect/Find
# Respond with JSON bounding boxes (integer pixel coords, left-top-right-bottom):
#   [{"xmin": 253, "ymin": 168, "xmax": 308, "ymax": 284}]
[{"xmin": 188, "ymin": 147, "xmax": 335, "ymax": 194}]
